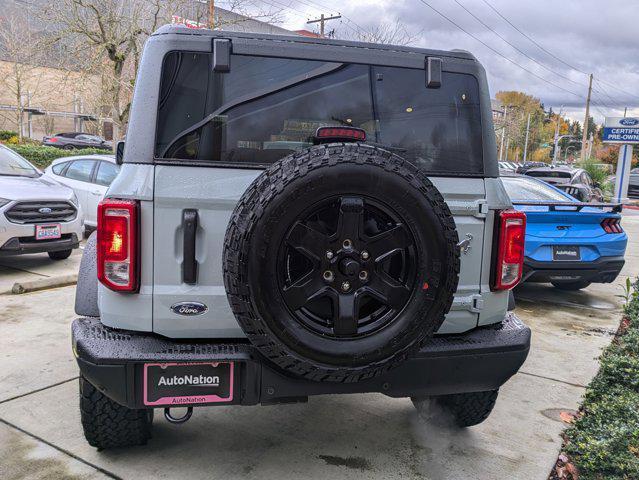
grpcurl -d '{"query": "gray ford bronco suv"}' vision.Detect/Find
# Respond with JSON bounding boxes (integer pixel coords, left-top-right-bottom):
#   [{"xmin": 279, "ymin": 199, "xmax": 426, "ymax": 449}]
[{"xmin": 72, "ymin": 26, "xmax": 530, "ymax": 449}]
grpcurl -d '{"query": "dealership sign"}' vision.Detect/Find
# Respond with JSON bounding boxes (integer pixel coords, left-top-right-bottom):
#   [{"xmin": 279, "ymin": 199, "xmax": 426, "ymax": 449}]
[{"xmin": 603, "ymin": 117, "xmax": 639, "ymax": 144}]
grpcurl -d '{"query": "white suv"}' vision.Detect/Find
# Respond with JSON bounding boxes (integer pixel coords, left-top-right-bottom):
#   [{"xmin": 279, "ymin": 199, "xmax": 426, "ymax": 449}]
[{"xmin": 0, "ymin": 144, "xmax": 84, "ymax": 260}]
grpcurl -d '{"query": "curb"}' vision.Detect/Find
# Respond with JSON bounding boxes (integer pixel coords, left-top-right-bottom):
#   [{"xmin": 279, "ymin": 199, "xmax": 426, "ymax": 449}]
[{"xmin": 11, "ymin": 274, "xmax": 78, "ymax": 294}]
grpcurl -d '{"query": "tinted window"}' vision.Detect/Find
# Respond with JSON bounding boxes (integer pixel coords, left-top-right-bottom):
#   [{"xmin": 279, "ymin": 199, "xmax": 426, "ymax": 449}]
[
  {"xmin": 64, "ymin": 160, "xmax": 95, "ymax": 182},
  {"xmin": 526, "ymin": 170, "xmax": 571, "ymax": 179},
  {"xmin": 502, "ymin": 176, "xmax": 569, "ymax": 202},
  {"xmin": 95, "ymin": 161, "xmax": 119, "ymax": 186},
  {"xmin": 156, "ymin": 52, "xmax": 484, "ymax": 175},
  {"xmin": 52, "ymin": 162, "xmax": 68, "ymax": 175}
]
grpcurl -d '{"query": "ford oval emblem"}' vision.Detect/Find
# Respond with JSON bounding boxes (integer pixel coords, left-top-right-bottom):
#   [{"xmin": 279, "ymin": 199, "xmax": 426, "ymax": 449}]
[
  {"xmin": 170, "ymin": 302, "xmax": 208, "ymax": 316},
  {"xmin": 39, "ymin": 207, "xmax": 53, "ymax": 214},
  {"xmin": 620, "ymin": 118, "xmax": 639, "ymax": 126}
]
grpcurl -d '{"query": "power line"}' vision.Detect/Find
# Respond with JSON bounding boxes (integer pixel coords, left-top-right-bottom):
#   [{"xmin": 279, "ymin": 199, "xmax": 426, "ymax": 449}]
[
  {"xmin": 479, "ymin": 0, "xmax": 587, "ymax": 75},
  {"xmin": 479, "ymin": 0, "xmax": 639, "ymax": 103},
  {"xmin": 415, "ymin": 0, "xmax": 584, "ymax": 99},
  {"xmin": 452, "ymin": 0, "xmax": 589, "ymax": 89}
]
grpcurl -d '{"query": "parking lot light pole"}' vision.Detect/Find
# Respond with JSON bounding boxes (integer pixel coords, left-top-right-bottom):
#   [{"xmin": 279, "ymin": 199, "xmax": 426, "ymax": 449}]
[{"xmin": 523, "ymin": 113, "xmax": 531, "ymax": 163}]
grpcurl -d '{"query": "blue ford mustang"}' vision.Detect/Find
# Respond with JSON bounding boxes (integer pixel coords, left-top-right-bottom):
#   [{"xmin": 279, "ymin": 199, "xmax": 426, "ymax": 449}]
[{"xmin": 501, "ymin": 174, "xmax": 628, "ymax": 291}]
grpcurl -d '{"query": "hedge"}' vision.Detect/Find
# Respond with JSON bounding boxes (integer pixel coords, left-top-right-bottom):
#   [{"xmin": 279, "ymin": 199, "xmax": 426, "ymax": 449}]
[
  {"xmin": 7, "ymin": 144, "xmax": 110, "ymax": 169},
  {"xmin": 562, "ymin": 279, "xmax": 639, "ymax": 479}
]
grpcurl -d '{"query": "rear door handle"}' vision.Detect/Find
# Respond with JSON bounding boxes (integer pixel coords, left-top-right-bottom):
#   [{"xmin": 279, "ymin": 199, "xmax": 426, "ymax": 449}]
[{"xmin": 182, "ymin": 209, "xmax": 199, "ymax": 285}]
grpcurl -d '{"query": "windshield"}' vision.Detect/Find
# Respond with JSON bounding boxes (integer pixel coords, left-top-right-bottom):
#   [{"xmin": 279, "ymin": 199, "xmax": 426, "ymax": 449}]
[
  {"xmin": 0, "ymin": 147, "xmax": 39, "ymax": 177},
  {"xmin": 502, "ymin": 176, "xmax": 570, "ymax": 202}
]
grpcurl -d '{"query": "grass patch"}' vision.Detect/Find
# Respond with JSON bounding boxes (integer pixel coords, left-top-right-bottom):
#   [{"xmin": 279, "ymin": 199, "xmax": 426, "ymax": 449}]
[{"xmin": 560, "ymin": 279, "xmax": 639, "ymax": 479}]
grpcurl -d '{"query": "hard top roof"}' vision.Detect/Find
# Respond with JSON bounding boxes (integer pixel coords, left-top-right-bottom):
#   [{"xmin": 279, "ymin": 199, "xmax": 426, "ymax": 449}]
[{"xmin": 152, "ymin": 24, "xmax": 477, "ymax": 62}]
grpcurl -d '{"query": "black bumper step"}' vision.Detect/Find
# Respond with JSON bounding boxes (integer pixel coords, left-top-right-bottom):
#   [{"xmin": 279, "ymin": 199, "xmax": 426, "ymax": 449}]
[{"xmin": 73, "ymin": 314, "xmax": 531, "ymax": 409}]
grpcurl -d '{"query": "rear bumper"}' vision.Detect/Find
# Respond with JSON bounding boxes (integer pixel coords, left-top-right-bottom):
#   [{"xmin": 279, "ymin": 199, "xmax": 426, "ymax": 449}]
[
  {"xmin": 72, "ymin": 314, "xmax": 531, "ymax": 409},
  {"xmin": 523, "ymin": 255, "xmax": 625, "ymax": 284}
]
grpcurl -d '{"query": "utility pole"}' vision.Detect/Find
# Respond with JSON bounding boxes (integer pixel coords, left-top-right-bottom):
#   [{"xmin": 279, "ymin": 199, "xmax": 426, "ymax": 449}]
[
  {"xmin": 581, "ymin": 73, "xmax": 593, "ymax": 162},
  {"xmin": 208, "ymin": 0, "xmax": 215, "ymax": 29},
  {"xmin": 499, "ymin": 106, "xmax": 508, "ymax": 162},
  {"xmin": 523, "ymin": 112, "xmax": 531, "ymax": 163},
  {"xmin": 307, "ymin": 13, "xmax": 341, "ymax": 37}
]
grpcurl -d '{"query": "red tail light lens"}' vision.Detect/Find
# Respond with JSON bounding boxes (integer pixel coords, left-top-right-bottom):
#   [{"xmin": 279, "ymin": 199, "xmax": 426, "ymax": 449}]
[
  {"xmin": 97, "ymin": 199, "xmax": 139, "ymax": 292},
  {"xmin": 315, "ymin": 126, "xmax": 366, "ymax": 142},
  {"xmin": 48, "ymin": 137, "xmax": 58, "ymax": 142},
  {"xmin": 601, "ymin": 217, "xmax": 623, "ymax": 234},
  {"xmin": 492, "ymin": 210, "xmax": 526, "ymax": 291}
]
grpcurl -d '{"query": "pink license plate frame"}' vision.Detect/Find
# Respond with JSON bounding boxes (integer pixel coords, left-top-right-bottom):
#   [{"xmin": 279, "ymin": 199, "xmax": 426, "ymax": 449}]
[
  {"xmin": 35, "ymin": 224, "xmax": 61, "ymax": 240},
  {"xmin": 143, "ymin": 362, "xmax": 234, "ymax": 407}
]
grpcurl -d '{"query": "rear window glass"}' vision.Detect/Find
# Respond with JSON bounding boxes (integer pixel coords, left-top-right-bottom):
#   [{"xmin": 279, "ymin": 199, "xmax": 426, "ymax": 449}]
[
  {"xmin": 155, "ymin": 52, "xmax": 484, "ymax": 175},
  {"xmin": 526, "ymin": 170, "xmax": 571, "ymax": 179},
  {"xmin": 65, "ymin": 160, "xmax": 95, "ymax": 182},
  {"xmin": 502, "ymin": 176, "xmax": 569, "ymax": 202}
]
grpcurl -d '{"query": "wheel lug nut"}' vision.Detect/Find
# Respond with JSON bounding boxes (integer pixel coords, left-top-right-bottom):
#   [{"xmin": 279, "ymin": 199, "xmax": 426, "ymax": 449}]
[
  {"xmin": 342, "ymin": 239, "xmax": 353, "ymax": 249},
  {"xmin": 361, "ymin": 250, "xmax": 370, "ymax": 260},
  {"xmin": 323, "ymin": 271, "xmax": 334, "ymax": 282},
  {"xmin": 359, "ymin": 270, "xmax": 368, "ymax": 281},
  {"xmin": 341, "ymin": 281, "xmax": 351, "ymax": 292},
  {"xmin": 326, "ymin": 250, "xmax": 334, "ymax": 260}
]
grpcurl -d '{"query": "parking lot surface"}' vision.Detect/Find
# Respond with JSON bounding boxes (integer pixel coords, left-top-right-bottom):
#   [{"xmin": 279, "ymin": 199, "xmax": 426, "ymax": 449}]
[{"xmin": 1, "ymin": 212, "xmax": 638, "ymax": 480}]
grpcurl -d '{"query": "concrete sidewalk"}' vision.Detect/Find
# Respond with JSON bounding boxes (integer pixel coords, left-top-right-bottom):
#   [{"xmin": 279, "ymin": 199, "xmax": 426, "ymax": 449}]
[{"xmin": 0, "ymin": 213, "xmax": 637, "ymax": 480}]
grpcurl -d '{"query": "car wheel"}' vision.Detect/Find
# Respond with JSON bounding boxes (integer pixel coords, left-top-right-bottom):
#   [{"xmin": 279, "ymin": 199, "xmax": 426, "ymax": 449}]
[
  {"xmin": 224, "ymin": 143, "xmax": 460, "ymax": 383},
  {"xmin": 48, "ymin": 249, "xmax": 72, "ymax": 260},
  {"xmin": 551, "ymin": 280, "xmax": 591, "ymax": 291},
  {"xmin": 79, "ymin": 375, "xmax": 153, "ymax": 449},
  {"xmin": 63, "ymin": 144, "xmax": 75, "ymax": 150},
  {"xmin": 412, "ymin": 390, "xmax": 499, "ymax": 427}
]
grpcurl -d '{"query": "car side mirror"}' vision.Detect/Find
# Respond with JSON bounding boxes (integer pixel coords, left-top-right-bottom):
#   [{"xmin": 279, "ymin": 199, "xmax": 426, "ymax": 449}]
[{"xmin": 115, "ymin": 141, "xmax": 125, "ymax": 165}]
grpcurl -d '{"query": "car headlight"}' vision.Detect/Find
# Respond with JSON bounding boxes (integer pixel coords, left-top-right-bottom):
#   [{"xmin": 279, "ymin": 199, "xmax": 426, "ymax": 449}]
[{"xmin": 0, "ymin": 198, "xmax": 10, "ymax": 208}]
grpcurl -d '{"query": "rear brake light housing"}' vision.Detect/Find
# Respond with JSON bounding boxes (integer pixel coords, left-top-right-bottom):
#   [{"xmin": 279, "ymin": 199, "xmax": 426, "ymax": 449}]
[
  {"xmin": 315, "ymin": 126, "xmax": 366, "ymax": 142},
  {"xmin": 492, "ymin": 209, "xmax": 526, "ymax": 291},
  {"xmin": 601, "ymin": 217, "xmax": 623, "ymax": 234},
  {"xmin": 97, "ymin": 199, "xmax": 139, "ymax": 292}
]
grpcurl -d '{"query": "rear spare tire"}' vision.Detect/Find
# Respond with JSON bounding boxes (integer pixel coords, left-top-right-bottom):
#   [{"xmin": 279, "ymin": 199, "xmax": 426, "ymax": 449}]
[{"xmin": 224, "ymin": 144, "xmax": 459, "ymax": 382}]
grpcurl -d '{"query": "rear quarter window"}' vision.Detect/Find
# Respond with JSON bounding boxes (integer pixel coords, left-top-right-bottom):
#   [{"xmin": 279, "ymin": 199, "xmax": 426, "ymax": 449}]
[{"xmin": 155, "ymin": 51, "xmax": 484, "ymax": 176}]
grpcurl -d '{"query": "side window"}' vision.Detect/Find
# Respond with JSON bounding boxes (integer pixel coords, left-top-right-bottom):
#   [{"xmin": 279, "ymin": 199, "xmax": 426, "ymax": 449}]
[
  {"xmin": 64, "ymin": 160, "xmax": 95, "ymax": 183},
  {"xmin": 52, "ymin": 162, "xmax": 67, "ymax": 175},
  {"xmin": 95, "ymin": 161, "xmax": 119, "ymax": 186}
]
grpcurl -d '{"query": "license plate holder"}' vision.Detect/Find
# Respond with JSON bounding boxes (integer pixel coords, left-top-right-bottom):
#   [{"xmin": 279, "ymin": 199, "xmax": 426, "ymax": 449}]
[
  {"xmin": 35, "ymin": 224, "xmax": 61, "ymax": 241},
  {"xmin": 552, "ymin": 245, "xmax": 581, "ymax": 261},
  {"xmin": 143, "ymin": 362, "xmax": 234, "ymax": 406}
]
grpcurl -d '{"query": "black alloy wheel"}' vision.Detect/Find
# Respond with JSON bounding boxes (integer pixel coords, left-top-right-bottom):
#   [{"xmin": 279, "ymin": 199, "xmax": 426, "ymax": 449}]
[{"xmin": 278, "ymin": 195, "xmax": 417, "ymax": 338}]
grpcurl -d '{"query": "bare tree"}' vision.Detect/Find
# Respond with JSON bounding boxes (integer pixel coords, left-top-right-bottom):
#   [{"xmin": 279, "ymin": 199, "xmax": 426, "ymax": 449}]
[
  {"xmin": 352, "ymin": 19, "xmax": 420, "ymax": 46},
  {"xmin": 0, "ymin": 15, "xmax": 45, "ymax": 141},
  {"xmin": 43, "ymin": 0, "xmax": 283, "ymax": 140}
]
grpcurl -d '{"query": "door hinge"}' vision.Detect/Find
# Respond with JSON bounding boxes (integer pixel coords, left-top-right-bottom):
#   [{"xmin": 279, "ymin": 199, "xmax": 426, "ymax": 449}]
[
  {"xmin": 447, "ymin": 200, "xmax": 488, "ymax": 218},
  {"xmin": 451, "ymin": 294, "xmax": 484, "ymax": 313}
]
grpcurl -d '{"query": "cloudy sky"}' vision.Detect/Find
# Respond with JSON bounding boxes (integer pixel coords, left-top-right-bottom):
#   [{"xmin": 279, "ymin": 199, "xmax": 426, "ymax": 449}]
[{"xmin": 249, "ymin": 0, "xmax": 639, "ymax": 125}]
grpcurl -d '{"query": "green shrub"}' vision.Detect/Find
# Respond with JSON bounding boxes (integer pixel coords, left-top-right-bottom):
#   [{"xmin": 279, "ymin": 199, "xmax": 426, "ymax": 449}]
[
  {"xmin": 0, "ymin": 130, "xmax": 18, "ymax": 141},
  {"xmin": 7, "ymin": 145, "xmax": 109, "ymax": 169},
  {"xmin": 564, "ymin": 279, "xmax": 639, "ymax": 479},
  {"xmin": 578, "ymin": 157, "xmax": 614, "ymax": 198}
]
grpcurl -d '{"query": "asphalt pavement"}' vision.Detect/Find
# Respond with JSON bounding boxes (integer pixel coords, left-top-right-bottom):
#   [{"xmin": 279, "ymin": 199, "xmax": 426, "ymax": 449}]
[{"xmin": 0, "ymin": 211, "xmax": 637, "ymax": 480}]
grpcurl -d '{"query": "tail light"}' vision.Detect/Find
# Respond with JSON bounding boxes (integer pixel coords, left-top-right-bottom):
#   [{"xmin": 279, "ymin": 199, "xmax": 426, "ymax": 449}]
[
  {"xmin": 97, "ymin": 199, "xmax": 139, "ymax": 292},
  {"xmin": 601, "ymin": 217, "xmax": 623, "ymax": 234},
  {"xmin": 48, "ymin": 137, "xmax": 58, "ymax": 142},
  {"xmin": 492, "ymin": 210, "xmax": 526, "ymax": 291}
]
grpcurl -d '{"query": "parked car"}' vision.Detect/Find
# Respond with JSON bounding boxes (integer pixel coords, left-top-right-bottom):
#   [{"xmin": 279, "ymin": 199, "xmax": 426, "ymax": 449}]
[
  {"xmin": 43, "ymin": 132, "xmax": 112, "ymax": 151},
  {"xmin": 502, "ymin": 174, "xmax": 627, "ymax": 291},
  {"xmin": 610, "ymin": 167, "xmax": 639, "ymax": 199},
  {"xmin": 498, "ymin": 161, "xmax": 518, "ymax": 171},
  {"xmin": 515, "ymin": 161, "xmax": 546, "ymax": 174},
  {"xmin": 0, "ymin": 144, "xmax": 84, "ymax": 260},
  {"xmin": 43, "ymin": 155, "xmax": 119, "ymax": 228},
  {"xmin": 524, "ymin": 165, "xmax": 604, "ymax": 202},
  {"xmin": 72, "ymin": 27, "xmax": 531, "ymax": 449}
]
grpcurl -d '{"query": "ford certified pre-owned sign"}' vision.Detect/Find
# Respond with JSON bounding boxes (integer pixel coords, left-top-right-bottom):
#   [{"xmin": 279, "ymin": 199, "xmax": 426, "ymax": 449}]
[
  {"xmin": 171, "ymin": 302, "xmax": 208, "ymax": 316},
  {"xmin": 603, "ymin": 117, "xmax": 639, "ymax": 144}
]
